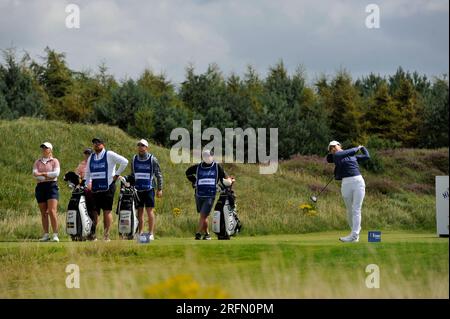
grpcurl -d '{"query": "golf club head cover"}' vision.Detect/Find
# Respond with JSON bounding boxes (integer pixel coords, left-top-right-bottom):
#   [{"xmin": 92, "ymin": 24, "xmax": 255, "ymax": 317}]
[
  {"xmin": 64, "ymin": 171, "xmax": 80, "ymax": 186},
  {"xmin": 326, "ymin": 153, "xmax": 334, "ymax": 163}
]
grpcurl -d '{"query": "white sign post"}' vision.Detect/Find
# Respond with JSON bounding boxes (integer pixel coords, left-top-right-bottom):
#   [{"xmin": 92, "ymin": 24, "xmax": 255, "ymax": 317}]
[{"xmin": 436, "ymin": 176, "xmax": 449, "ymax": 237}]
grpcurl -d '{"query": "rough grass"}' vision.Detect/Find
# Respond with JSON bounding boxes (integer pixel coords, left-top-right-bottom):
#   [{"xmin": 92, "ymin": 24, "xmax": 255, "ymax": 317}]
[
  {"xmin": 0, "ymin": 118, "xmax": 448, "ymax": 240},
  {"xmin": 0, "ymin": 232, "xmax": 447, "ymax": 299},
  {"xmin": 0, "ymin": 120, "xmax": 447, "ymax": 299}
]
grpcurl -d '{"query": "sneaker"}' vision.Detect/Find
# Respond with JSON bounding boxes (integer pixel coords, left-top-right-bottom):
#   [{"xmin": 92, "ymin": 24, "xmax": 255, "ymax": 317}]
[
  {"xmin": 195, "ymin": 233, "xmax": 202, "ymax": 240},
  {"xmin": 39, "ymin": 233, "xmax": 50, "ymax": 242},
  {"xmin": 202, "ymin": 233, "xmax": 211, "ymax": 240},
  {"xmin": 339, "ymin": 234, "xmax": 359, "ymax": 242},
  {"xmin": 87, "ymin": 234, "xmax": 97, "ymax": 241},
  {"xmin": 149, "ymin": 234, "xmax": 155, "ymax": 240},
  {"xmin": 104, "ymin": 235, "xmax": 111, "ymax": 242},
  {"xmin": 51, "ymin": 234, "xmax": 60, "ymax": 242}
]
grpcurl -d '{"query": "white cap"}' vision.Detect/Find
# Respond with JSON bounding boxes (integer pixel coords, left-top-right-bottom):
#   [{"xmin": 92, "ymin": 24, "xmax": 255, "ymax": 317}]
[
  {"xmin": 328, "ymin": 140, "xmax": 340, "ymax": 151},
  {"xmin": 202, "ymin": 149, "xmax": 213, "ymax": 157},
  {"xmin": 202, "ymin": 149, "xmax": 214, "ymax": 164},
  {"xmin": 137, "ymin": 139, "xmax": 149, "ymax": 147},
  {"xmin": 40, "ymin": 142, "xmax": 53, "ymax": 150}
]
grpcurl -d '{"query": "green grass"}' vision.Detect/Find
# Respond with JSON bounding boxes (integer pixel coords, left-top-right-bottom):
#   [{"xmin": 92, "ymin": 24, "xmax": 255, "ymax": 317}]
[
  {"xmin": 0, "ymin": 118, "xmax": 448, "ymax": 298},
  {"xmin": 0, "ymin": 118, "xmax": 448, "ymax": 240},
  {"xmin": 0, "ymin": 232, "xmax": 447, "ymax": 298}
]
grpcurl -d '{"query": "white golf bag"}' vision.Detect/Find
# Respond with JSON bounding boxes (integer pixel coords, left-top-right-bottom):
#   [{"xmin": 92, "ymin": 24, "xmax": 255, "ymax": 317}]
[
  {"xmin": 116, "ymin": 176, "xmax": 139, "ymax": 239},
  {"xmin": 212, "ymin": 181, "xmax": 242, "ymax": 240},
  {"xmin": 65, "ymin": 177, "xmax": 93, "ymax": 241}
]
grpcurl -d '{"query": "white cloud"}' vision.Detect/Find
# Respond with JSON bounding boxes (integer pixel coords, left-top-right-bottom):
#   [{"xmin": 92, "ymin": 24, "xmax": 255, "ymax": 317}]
[{"xmin": 0, "ymin": 0, "xmax": 447, "ymax": 82}]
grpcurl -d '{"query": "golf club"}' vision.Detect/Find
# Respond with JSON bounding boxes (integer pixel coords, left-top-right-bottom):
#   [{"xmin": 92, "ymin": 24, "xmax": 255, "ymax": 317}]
[{"xmin": 310, "ymin": 175, "xmax": 334, "ymax": 203}]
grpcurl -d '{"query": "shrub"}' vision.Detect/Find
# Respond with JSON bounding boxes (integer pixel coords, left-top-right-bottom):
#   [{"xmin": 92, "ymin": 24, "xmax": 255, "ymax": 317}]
[
  {"xmin": 360, "ymin": 150, "xmax": 384, "ymax": 173},
  {"xmin": 367, "ymin": 135, "xmax": 402, "ymax": 150},
  {"xmin": 366, "ymin": 178, "xmax": 400, "ymax": 195}
]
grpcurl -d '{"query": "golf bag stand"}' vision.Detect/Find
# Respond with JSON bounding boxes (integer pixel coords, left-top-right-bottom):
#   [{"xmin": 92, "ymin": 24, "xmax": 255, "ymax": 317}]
[
  {"xmin": 116, "ymin": 176, "xmax": 139, "ymax": 239},
  {"xmin": 212, "ymin": 183, "xmax": 242, "ymax": 240},
  {"xmin": 64, "ymin": 172, "xmax": 93, "ymax": 241}
]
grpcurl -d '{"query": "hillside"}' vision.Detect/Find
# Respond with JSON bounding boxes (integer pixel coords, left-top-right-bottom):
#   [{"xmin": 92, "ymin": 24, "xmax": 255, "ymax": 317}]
[{"xmin": 0, "ymin": 118, "xmax": 448, "ymax": 240}]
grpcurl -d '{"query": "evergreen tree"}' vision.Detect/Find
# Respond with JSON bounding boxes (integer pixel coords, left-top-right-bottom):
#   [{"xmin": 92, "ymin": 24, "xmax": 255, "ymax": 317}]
[
  {"xmin": 180, "ymin": 63, "xmax": 230, "ymax": 129},
  {"xmin": 0, "ymin": 48, "xmax": 45, "ymax": 119},
  {"xmin": 137, "ymin": 69, "xmax": 191, "ymax": 145},
  {"xmin": 420, "ymin": 77, "xmax": 449, "ymax": 148},
  {"xmin": 243, "ymin": 65, "xmax": 265, "ymax": 116},
  {"xmin": 0, "ymin": 86, "xmax": 11, "ymax": 119},
  {"xmin": 355, "ymin": 73, "xmax": 386, "ymax": 98},
  {"xmin": 138, "ymin": 69, "xmax": 175, "ymax": 98},
  {"xmin": 327, "ymin": 71, "xmax": 362, "ymax": 145},
  {"xmin": 391, "ymin": 76, "xmax": 421, "ymax": 146},
  {"xmin": 31, "ymin": 47, "xmax": 74, "ymax": 120},
  {"xmin": 363, "ymin": 82, "xmax": 400, "ymax": 140}
]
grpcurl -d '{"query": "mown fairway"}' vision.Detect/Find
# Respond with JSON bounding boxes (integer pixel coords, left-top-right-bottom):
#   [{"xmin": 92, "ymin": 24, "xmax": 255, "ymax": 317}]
[
  {"xmin": 0, "ymin": 119, "xmax": 448, "ymax": 299},
  {"xmin": 0, "ymin": 232, "xmax": 448, "ymax": 299}
]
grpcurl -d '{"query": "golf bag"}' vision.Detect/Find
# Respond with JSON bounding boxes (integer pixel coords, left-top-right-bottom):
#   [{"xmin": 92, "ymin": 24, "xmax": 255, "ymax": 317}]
[
  {"xmin": 212, "ymin": 180, "xmax": 242, "ymax": 240},
  {"xmin": 64, "ymin": 171, "xmax": 93, "ymax": 241},
  {"xmin": 116, "ymin": 175, "xmax": 139, "ymax": 239}
]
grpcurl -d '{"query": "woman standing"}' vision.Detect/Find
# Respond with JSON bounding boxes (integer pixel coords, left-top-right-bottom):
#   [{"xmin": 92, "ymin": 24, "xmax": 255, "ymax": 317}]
[
  {"xmin": 75, "ymin": 148, "xmax": 93, "ymax": 180},
  {"xmin": 327, "ymin": 141, "xmax": 370, "ymax": 242},
  {"xmin": 33, "ymin": 142, "xmax": 60, "ymax": 242}
]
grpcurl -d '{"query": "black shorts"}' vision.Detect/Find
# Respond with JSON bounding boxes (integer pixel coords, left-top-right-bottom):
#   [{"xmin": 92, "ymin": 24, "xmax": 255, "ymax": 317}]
[
  {"xmin": 35, "ymin": 182, "xmax": 59, "ymax": 203},
  {"xmin": 136, "ymin": 189, "xmax": 155, "ymax": 208},
  {"xmin": 195, "ymin": 196, "xmax": 215, "ymax": 215},
  {"xmin": 92, "ymin": 182, "xmax": 116, "ymax": 212}
]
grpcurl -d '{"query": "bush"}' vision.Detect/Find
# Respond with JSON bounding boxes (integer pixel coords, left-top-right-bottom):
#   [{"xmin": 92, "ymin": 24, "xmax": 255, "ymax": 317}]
[
  {"xmin": 367, "ymin": 135, "xmax": 402, "ymax": 150},
  {"xmin": 424, "ymin": 151, "xmax": 449, "ymax": 175},
  {"xmin": 366, "ymin": 178, "xmax": 400, "ymax": 195},
  {"xmin": 360, "ymin": 150, "xmax": 384, "ymax": 173}
]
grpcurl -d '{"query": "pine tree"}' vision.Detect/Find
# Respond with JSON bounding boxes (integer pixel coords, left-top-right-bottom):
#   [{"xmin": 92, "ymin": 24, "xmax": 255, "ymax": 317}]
[
  {"xmin": 30, "ymin": 47, "xmax": 74, "ymax": 120},
  {"xmin": 0, "ymin": 48, "xmax": 45, "ymax": 119},
  {"xmin": 327, "ymin": 71, "xmax": 362, "ymax": 145},
  {"xmin": 179, "ymin": 63, "xmax": 230, "ymax": 129},
  {"xmin": 392, "ymin": 77, "xmax": 421, "ymax": 146},
  {"xmin": 364, "ymin": 82, "xmax": 400, "ymax": 140},
  {"xmin": 0, "ymin": 86, "xmax": 11, "ymax": 119},
  {"xmin": 420, "ymin": 77, "xmax": 449, "ymax": 148}
]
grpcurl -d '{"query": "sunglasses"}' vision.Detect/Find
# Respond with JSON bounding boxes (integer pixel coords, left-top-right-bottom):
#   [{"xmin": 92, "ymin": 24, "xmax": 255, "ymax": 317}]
[{"xmin": 137, "ymin": 143, "xmax": 146, "ymax": 147}]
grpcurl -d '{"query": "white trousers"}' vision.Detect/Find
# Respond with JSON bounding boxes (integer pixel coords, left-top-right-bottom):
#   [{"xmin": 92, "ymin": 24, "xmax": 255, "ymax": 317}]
[{"xmin": 341, "ymin": 175, "xmax": 365, "ymax": 236}]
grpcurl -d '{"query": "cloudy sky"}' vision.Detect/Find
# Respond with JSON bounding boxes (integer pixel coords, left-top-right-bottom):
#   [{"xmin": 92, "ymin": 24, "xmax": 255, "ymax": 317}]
[{"xmin": 0, "ymin": 0, "xmax": 448, "ymax": 83}]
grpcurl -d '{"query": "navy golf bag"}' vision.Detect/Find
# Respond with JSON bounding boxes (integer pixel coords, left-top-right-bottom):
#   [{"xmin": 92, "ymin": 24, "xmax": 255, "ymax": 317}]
[
  {"xmin": 64, "ymin": 171, "xmax": 93, "ymax": 241},
  {"xmin": 116, "ymin": 175, "xmax": 139, "ymax": 239},
  {"xmin": 212, "ymin": 180, "xmax": 242, "ymax": 240}
]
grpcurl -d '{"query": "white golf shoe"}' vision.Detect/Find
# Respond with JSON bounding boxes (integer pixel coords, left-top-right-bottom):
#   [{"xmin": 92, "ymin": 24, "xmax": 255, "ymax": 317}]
[
  {"xmin": 339, "ymin": 234, "xmax": 359, "ymax": 242},
  {"xmin": 51, "ymin": 234, "xmax": 60, "ymax": 242},
  {"xmin": 39, "ymin": 233, "xmax": 50, "ymax": 242},
  {"xmin": 149, "ymin": 234, "xmax": 155, "ymax": 241}
]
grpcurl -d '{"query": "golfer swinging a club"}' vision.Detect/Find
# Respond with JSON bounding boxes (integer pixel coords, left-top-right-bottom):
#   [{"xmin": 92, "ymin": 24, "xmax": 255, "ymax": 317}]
[{"xmin": 327, "ymin": 141, "xmax": 370, "ymax": 242}]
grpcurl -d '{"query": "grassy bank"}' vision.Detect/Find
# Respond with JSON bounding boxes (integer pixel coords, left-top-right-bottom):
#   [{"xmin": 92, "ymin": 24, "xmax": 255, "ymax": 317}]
[{"xmin": 0, "ymin": 118, "xmax": 448, "ymax": 240}]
